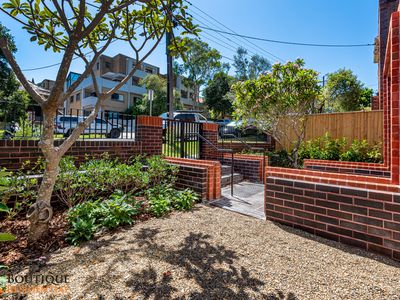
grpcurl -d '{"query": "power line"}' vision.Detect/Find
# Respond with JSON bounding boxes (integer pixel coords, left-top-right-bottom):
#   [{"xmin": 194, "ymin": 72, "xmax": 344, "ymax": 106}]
[
  {"xmin": 188, "ymin": 9, "xmax": 259, "ymax": 58},
  {"xmin": 186, "ymin": 1, "xmax": 284, "ymax": 62},
  {"xmin": 200, "ymin": 26, "xmax": 375, "ymax": 48}
]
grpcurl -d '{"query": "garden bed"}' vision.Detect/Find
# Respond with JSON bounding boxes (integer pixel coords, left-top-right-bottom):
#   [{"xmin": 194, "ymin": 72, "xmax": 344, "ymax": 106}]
[{"xmin": 0, "ymin": 155, "xmax": 198, "ymax": 270}]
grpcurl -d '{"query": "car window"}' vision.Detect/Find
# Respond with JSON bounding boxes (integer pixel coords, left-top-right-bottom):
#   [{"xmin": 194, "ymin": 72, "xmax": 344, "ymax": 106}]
[
  {"xmin": 174, "ymin": 114, "xmax": 196, "ymax": 122},
  {"xmin": 95, "ymin": 118, "xmax": 108, "ymax": 125},
  {"xmin": 197, "ymin": 114, "xmax": 207, "ymax": 121},
  {"xmin": 59, "ymin": 117, "xmax": 79, "ymax": 123},
  {"xmin": 227, "ymin": 121, "xmax": 238, "ymax": 126}
]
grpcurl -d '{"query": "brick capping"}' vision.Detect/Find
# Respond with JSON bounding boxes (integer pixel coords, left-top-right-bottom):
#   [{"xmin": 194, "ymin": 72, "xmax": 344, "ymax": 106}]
[
  {"xmin": 267, "ymin": 167, "xmax": 398, "ymax": 192},
  {"xmin": 202, "ymin": 123, "xmax": 218, "ymax": 132},
  {"xmin": 304, "ymin": 159, "xmax": 388, "ymax": 170},
  {"xmin": 136, "ymin": 115, "xmax": 163, "ymax": 127}
]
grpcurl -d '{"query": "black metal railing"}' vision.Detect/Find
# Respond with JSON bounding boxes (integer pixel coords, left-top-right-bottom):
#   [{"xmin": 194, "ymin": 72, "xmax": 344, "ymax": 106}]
[
  {"xmin": 221, "ymin": 132, "xmax": 268, "ymax": 183},
  {"xmin": 162, "ymin": 119, "xmax": 202, "ymax": 159},
  {"xmin": 186, "ymin": 131, "xmax": 235, "ymax": 196},
  {"xmin": 218, "ymin": 123, "xmax": 273, "ymax": 148},
  {"xmin": 0, "ymin": 101, "xmax": 136, "ymax": 141}
]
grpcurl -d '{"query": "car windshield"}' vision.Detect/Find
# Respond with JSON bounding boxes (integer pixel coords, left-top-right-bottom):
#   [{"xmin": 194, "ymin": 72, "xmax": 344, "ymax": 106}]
[{"xmin": 227, "ymin": 120, "xmax": 242, "ymax": 127}]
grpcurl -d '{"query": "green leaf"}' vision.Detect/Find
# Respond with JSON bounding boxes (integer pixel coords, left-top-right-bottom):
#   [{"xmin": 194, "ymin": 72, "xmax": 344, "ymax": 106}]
[
  {"xmin": 0, "ymin": 232, "xmax": 16, "ymax": 242},
  {"xmin": 0, "ymin": 203, "xmax": 10, "ymax": 213}
]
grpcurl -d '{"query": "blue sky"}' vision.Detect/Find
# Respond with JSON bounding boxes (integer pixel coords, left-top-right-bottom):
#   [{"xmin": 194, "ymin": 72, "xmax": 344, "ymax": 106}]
[{"xmin": 1, "ymin": 0, "xmax": 379, "ymax": 90}]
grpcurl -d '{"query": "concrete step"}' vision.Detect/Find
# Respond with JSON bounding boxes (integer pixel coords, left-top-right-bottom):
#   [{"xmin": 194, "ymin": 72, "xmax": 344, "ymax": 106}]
[
  {"xmin": 221, "ymin": 165, "xmax": 233, "ymax": 176},
  {"xmin": 221, "ymin": 173, "xmax": 243, "ymax": 187}
]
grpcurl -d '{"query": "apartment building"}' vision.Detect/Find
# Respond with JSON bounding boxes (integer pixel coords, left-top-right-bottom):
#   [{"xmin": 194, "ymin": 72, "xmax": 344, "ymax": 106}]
[
  {"xmin": 64, "ymin": 53, "xmax": 199, "ymax": 116},
  {"xmin": 65, "ymin": 54, "xmax": 159, "ymax": 116}
]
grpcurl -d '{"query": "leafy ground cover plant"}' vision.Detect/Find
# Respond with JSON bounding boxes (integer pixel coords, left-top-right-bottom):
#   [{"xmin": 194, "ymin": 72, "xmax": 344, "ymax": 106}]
[
  {"xmin": 298, "ymin": 133, "xmax": 382, "ymax": 164},
  {"xmin": 0, "ymin": 167, "xmax": 38, "ymax": 220},
  {"xmin": 146, "ymin": 184, "xmax": 199, "ymax": 217},
  {"xmin": 66, "ymin": 191, "xmax": 143, "ymax": 245},
  {"xmin": 0, "ymin": 203, "xmax": 16, "ymax": 242},
  {"xmin": 172, "ymin": 189, "xmax": 199, "ymax": 211}
]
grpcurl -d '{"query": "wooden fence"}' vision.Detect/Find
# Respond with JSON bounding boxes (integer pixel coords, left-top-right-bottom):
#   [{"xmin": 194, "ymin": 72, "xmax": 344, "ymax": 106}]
[{"xmin": 277, "ymin": 110, "xmax": 383, "ymax": 150}]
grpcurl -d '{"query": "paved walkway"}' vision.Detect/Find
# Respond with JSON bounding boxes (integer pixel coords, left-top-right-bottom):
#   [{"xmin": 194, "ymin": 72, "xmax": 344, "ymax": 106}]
[{"xmin": 211, "ymin": 181, "xmax": 265, "ymax": 220}]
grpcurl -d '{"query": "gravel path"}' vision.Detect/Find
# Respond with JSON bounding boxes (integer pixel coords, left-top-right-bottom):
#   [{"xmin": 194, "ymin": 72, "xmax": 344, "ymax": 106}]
[{"xmin": 9, "ymin": 205, "xmax": 400, "ymax": 300}]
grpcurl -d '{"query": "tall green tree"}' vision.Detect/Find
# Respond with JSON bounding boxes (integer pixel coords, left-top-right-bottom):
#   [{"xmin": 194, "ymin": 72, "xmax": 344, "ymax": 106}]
[
  {"xmin": 204, "ymin": 72, "xmax": 235, "ymax": 118},
  {"xmin": 233, "ymin": 59, "xmax": 321, "ymax": 167},
  {"xmin": 0, "ymin": 0, "xmax": 196, "ymax": 242},
  {"xmin": 126, "ymin": 74, "xmax": 182, "ymax": 116},
  {"xmin": 174, "ymin": 38, "xmax": 229, "ymax": 107},
  {"xmin": 233, "ymin": 47, "xmax": 271, "ymax": 81},
  {"xmin": 0, "ymin": 23, "xmax": 30, "ymax": 123},
  {"xmin": 324, "ymin": 69, "xmax": 371, "ymax": 112}
]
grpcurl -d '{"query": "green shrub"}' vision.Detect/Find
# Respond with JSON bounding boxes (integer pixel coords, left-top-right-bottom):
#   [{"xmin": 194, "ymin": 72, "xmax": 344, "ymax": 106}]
[
  {"xmin": 146, "ymin": 184, "xmax": 199, "ymax": 216},
  {"xmin": 268, "ymin": 150, "xmax": 293, "ymax": 168},
  {"xmin": 55, "ymin": 155, "xmax": 151, "ymax": 208},
  {"xmin": 0, "ymin": 167, "xmax": 38, "ymax": 220},
  {"xmin": 0, "ymin": 203, "xmax": 16, "ymax": 242},
  {"xmin": 66, "ymin": 191, "xmax": 143, "ymax": 245},
  {"xmin": 172, "ymin": 189, "xmax": 199, "ymax": 211},
  {"xmin": 298, "ymin": 133, "xmax": 382, "ymax": 164},
  {"xmin": 146, "ymin": 156, "xmax": 178, "ymax": 186},
  {"xmin": 340, "ymin": 140, "xmax": 382, "ymax": 163},
  {"xmin": 98, "ymin": 191, "xmax": 142, "ymax": 229},
  {"xmin": 146, "ymin": 184, "xmax": 174, "ymax": 217}
]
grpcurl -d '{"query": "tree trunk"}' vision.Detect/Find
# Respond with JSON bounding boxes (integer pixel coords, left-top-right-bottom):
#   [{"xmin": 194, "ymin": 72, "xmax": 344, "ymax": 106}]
[
  {"xmin": 27, "ymin": 161, "xmax": 59, "ymax": 242},
  {"xmin": 27, "ymin": 108, "xmax": 59, "ymax": 243}
]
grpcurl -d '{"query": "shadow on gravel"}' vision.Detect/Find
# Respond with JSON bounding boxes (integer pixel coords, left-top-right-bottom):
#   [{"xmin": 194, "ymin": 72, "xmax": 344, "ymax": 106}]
[{"xmin": 125, "ymin": 228, "xmax": 298, "ymax": 300}]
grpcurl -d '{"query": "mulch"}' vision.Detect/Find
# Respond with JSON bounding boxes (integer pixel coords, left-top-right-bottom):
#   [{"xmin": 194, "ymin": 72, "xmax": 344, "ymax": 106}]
[
  {"xmin": 0, "ymin": 212, "xmax": 68, "ymax": 267},
  {"xmin": 0, "ymin": 204, "xmax": 154, "ymax": 272}
]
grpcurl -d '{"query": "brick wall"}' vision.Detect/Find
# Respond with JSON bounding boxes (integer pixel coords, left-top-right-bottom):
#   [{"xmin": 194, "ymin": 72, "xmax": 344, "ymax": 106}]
[
  {"xmin": 201, "ymin": 123, "xmax": 221, "ymax": 161},
  {"xmin": 172, "ymin": 164, "xmax": 208, "ymax": 200},
  {"xmin": 377, "ymin": 0, "xmax": 400, "ymax": 110},
  {"xmin": 222, "ymin": 153, "xmax": 267, "ymax": 182},
  {"xmin": 135, "ymin": 115, "xmax": 163, "ymax": 156},
  {"xmin": 304, "ymin": 160, "xmax": 390, "ymax": 178},
  {"xmin": 0, "ymin": 115, "xmax": 166, "ymax": 170},
  {"xmin": 166, "ymin": 157, "xmax": 221, "ymax": 200},
  {"xmin": 265, "ymin": 176, "xmax": 400, "ymax": 261},
  {"xmin": 0, "ymin": 139, "xmax": 141, "ymax": 170}
]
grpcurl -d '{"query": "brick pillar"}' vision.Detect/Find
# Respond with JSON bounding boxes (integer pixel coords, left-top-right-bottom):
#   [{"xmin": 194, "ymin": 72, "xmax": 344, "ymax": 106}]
[
  {"xmin": 136, "ymin": 116, "xmax": 163, "ymax": 156},
  {"xmin": 200, "ymin": 123, "xmax": 221, "ymax": 160},
  {"xmin": 389, "ymin": 12, "xmax": 400, "ymax": 184}
]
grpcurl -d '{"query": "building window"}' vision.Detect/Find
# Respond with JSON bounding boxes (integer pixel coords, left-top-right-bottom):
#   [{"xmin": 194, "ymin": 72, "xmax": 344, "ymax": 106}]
[
  {"xmin": 145, "ymin": 68, "xmax": 153, "ymax": 74},
  {"xmin": 105, "ymin": 61, "xmax": 111, "ymax": 69},
  {"xmin": 111, "ymin": 93, "xmax": 124, "ymax": 102},
  {"xmin": 96, "ymin": 62, "xmax": 99, "ymax": 70},
  {"xmin": 132, "ymin": 76, "xmax": 141, "ymax": 86},
  {"xmin": 76, "ymin": 93, "xmax": 81, "ymax": 101},
  {"xmin": 181, "ymin": 90, "xmax": 188, "ymax": 98},
  {"xmin": 70, "ymin": 95, "xmax": 74, "ymax": 103}
]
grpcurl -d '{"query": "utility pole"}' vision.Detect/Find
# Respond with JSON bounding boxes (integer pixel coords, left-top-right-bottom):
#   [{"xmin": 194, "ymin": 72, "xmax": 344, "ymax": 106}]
[{"xmin": 166, "ymin": 29, "xmax": 174, "ymax": 119}]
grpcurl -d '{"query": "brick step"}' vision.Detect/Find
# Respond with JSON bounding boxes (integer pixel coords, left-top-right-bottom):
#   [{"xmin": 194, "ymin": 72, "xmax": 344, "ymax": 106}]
[
  {"xmin": 221, "ymin": 165, "xmax": 233, "ymax": 176},
  {"xmin": 221, "ymin": 173, "xmax": 243, "ymax": 187}
]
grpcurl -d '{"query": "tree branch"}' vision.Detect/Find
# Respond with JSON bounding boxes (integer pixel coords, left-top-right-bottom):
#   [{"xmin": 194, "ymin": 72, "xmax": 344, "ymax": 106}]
[{"xmin": 0, "ymin": 36, "xmax": 45, "ymax": 105}]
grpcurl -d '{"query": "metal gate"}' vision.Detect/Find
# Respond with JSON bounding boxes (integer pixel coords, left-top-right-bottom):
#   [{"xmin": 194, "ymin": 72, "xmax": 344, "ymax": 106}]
[{"xmin": 162, "ymin": 119, "xmax": 202, "ymax": 159}]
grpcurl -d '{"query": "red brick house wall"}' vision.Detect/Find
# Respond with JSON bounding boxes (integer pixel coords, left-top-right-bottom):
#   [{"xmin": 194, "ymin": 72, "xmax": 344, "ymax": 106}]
[{"xmin": 264, "ymin": 9, "xmax": 400, "ymax": 261}]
